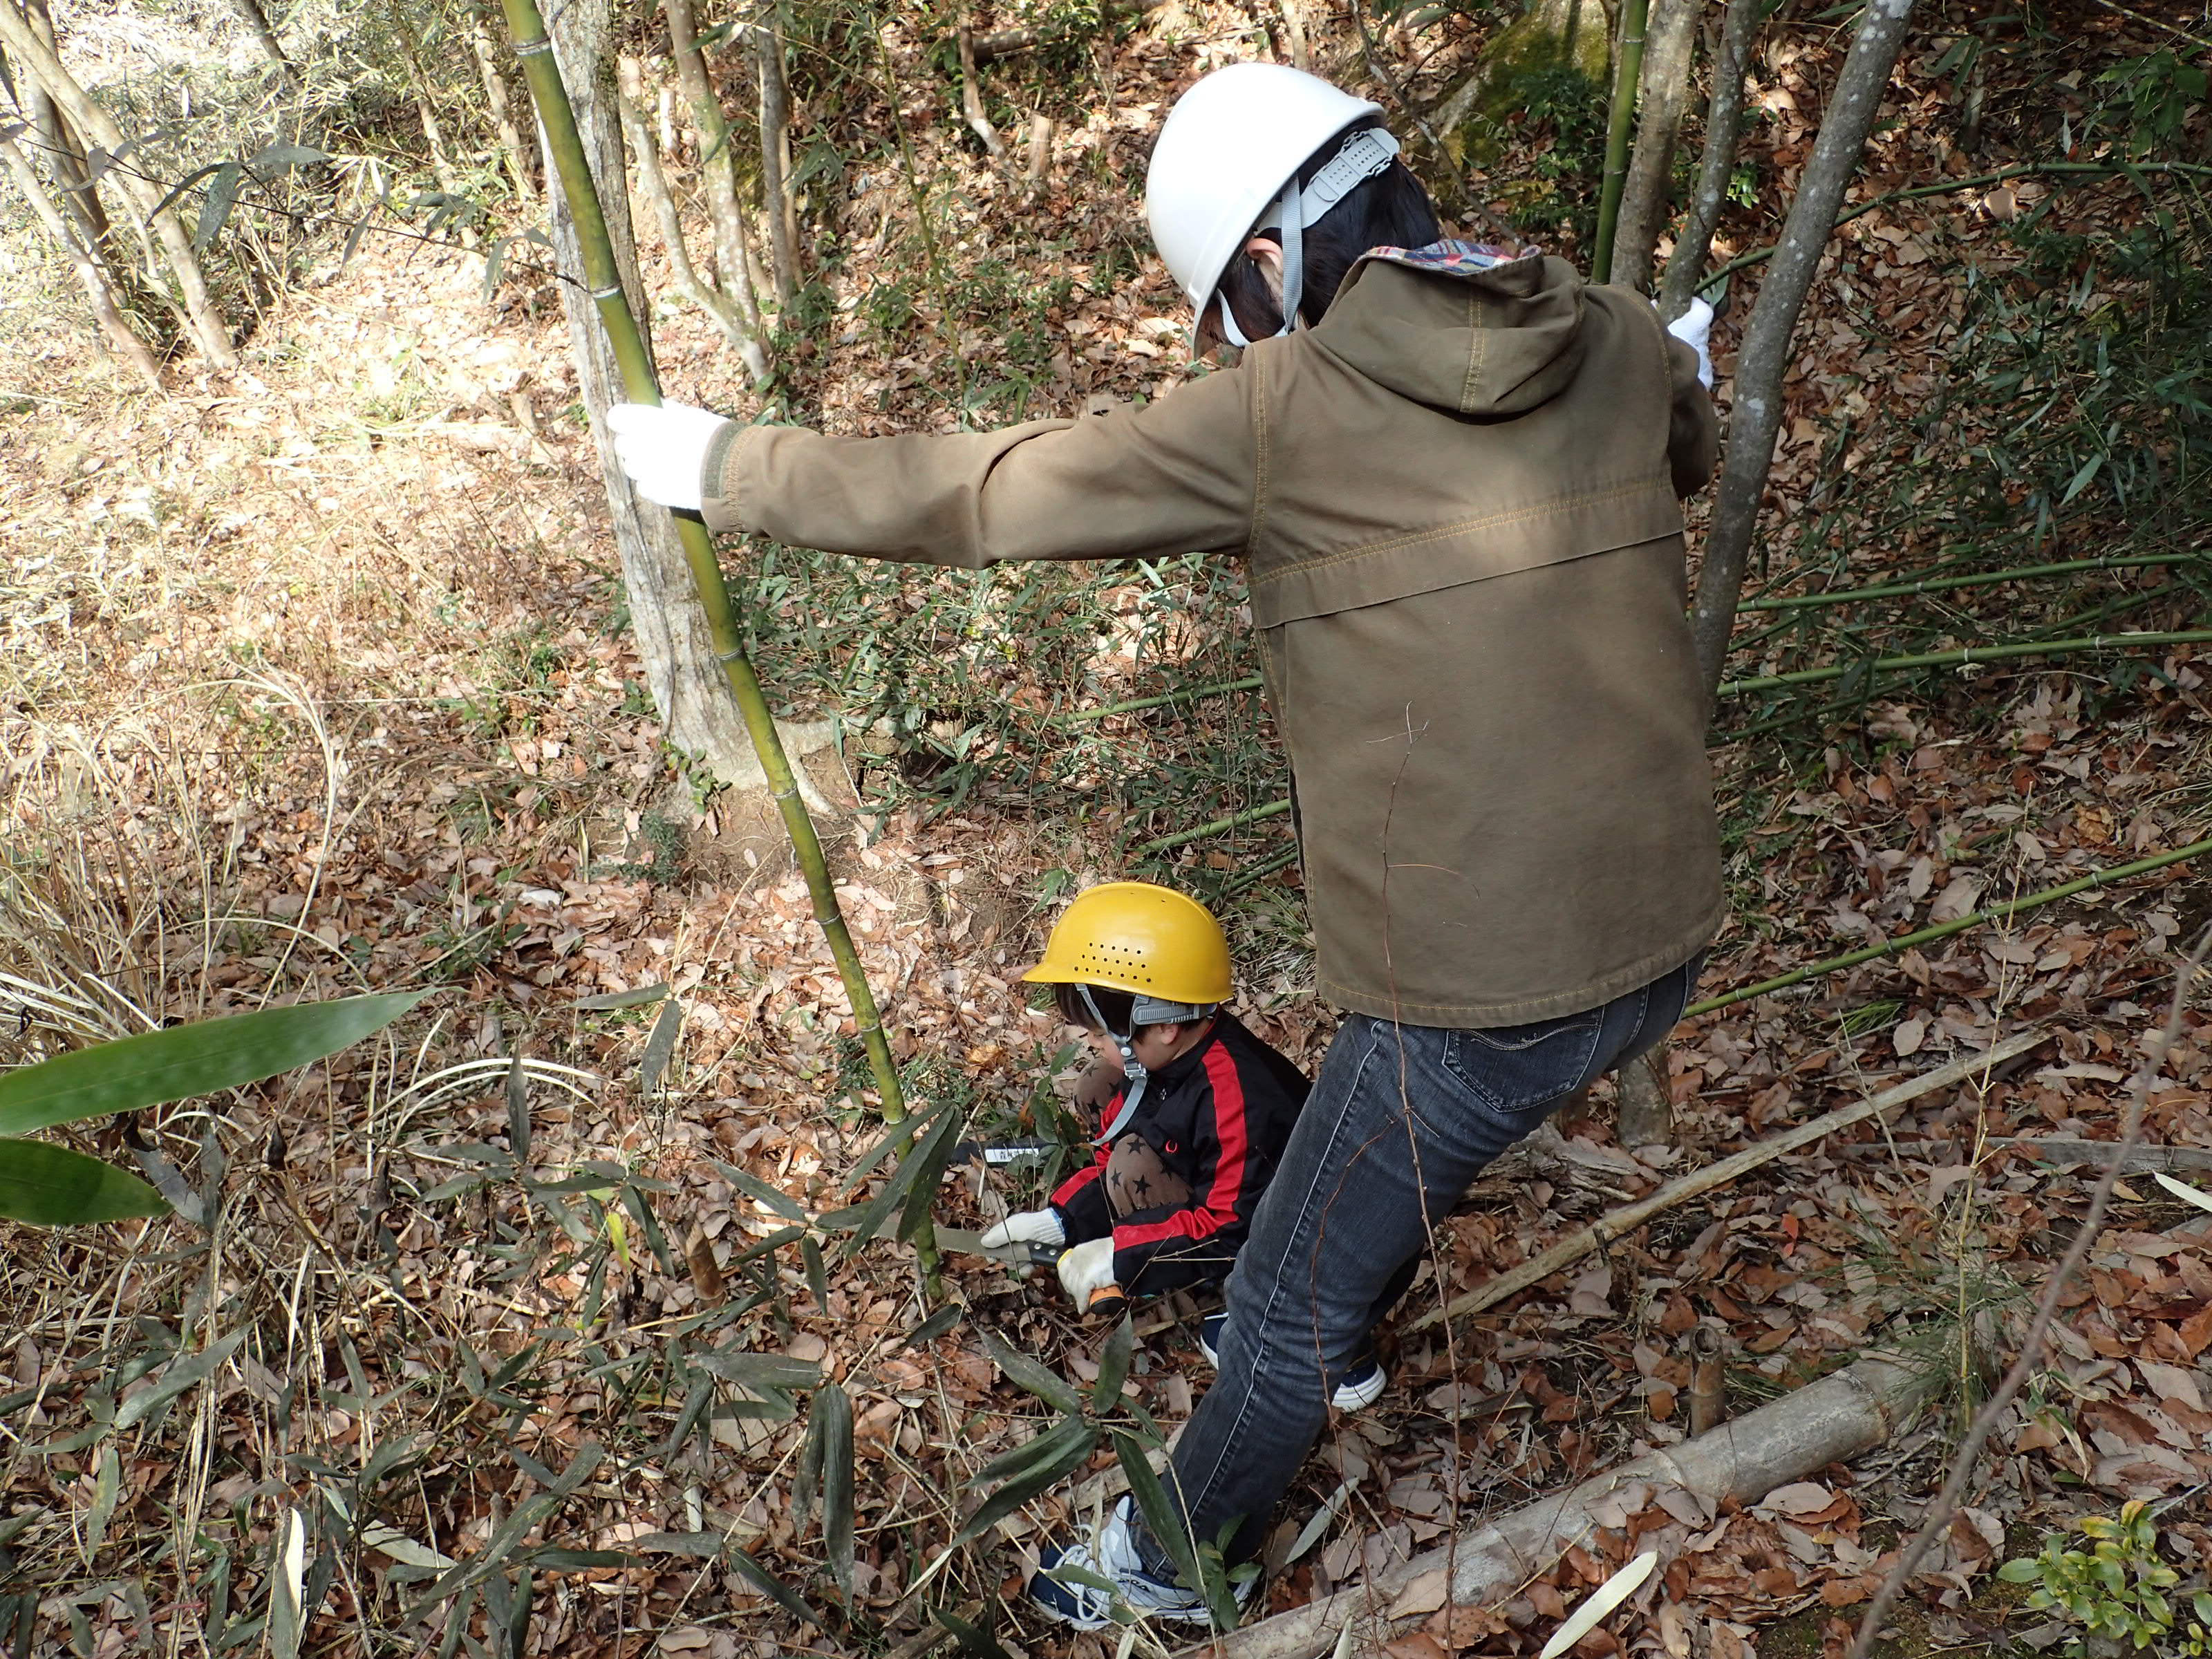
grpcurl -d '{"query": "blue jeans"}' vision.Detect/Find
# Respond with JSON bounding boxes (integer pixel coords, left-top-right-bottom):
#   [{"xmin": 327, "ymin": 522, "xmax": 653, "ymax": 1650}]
[{"xmin": 1134, "ymin": 956, "xmax": 1701, "ymax": 1577}]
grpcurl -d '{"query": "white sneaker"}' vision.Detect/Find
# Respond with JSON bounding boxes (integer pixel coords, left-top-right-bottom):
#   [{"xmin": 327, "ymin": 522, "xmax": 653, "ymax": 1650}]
[
  {"xmin": 1027, "ymin": 1496, "xmax": 1253, "ymax": 1631},
  {"xmin": 1199, "ymin": 1311, "xmax": 1387, "ymax": 1412}
]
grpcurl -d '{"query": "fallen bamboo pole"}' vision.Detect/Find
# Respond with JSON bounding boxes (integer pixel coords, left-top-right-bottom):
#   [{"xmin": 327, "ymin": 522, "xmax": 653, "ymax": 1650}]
[
  {"xmin": 1683, "ymin": 836, "xmax": 2212, "ymax": 1018},
  {"xmin": 1408, "ymin": 1029, "xmax": 2049, "ymax": 1333},
  {"xmin": 1197, "ymin": 1352, "xmax": 1937, "ymax": 1659},
  {"xmin": 497, "ymin": 0, "xmax": 931, "ymax": 1283}
]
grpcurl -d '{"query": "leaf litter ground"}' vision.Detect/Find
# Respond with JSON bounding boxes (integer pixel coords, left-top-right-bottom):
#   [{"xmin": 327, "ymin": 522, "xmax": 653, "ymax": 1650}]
[{"xmin": 1, "ymin": 2, "xmax": 2209, "ymax": 1657}]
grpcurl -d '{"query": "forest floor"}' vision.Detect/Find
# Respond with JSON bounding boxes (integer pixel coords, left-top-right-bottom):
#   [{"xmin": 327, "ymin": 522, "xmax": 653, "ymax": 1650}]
[{"xmin": 3, "ymin": 1, "xmax": 2210, "ymax": 1657}]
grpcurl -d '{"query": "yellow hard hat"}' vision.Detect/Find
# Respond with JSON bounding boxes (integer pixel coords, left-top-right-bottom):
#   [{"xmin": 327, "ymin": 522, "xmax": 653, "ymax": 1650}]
[{"xmin": 1022, "ymin": 881, "xmax": 1232, "ymax": 1006}]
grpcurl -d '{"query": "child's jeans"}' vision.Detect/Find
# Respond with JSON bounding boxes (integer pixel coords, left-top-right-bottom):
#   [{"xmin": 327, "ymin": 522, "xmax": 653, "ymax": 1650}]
[{"xmin": 1132, "ymin": 955, "xmax": 1701, "ymax": 1577}]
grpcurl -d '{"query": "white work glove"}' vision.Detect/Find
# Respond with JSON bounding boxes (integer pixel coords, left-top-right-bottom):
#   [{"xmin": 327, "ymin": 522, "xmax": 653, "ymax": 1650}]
[
  {"xmin": 1663, "ymin": 296, "xmax": 1716, "ymax": 390},
  {"xmin": 980, "ymin": 1208, "xmax": 1066, "ymax": 1250},
  {"xmin": 606, "ymin": 400, "xmax": 729, "ymax": 512},
  {"xmin": 1056, "ymin": 1236, "xmax": 1117, "ymax": 1306}
]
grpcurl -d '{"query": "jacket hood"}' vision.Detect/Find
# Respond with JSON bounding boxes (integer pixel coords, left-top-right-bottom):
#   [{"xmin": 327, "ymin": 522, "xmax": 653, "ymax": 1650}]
[{"xmin": 1311, "ymin": 250, "xmax": 1589, "ymax": 417}]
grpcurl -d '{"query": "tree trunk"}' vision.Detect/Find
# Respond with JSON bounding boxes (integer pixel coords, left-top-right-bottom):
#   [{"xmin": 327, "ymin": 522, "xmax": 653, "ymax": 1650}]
[
  {"xmin": 1590, "ymin": 0, "xmax": 1649, "ymax": 283},
  {"xmin": 1608, "ymin": 0, "xmax": 1701, "ymax": 290},
  {"xmin": 391, "ymin": 6, "xmax": 464, "ymax": 199},
  {"xmin": 753, "ymin": 12, "xmax": 798, "ymax": 309},
  {"xmin": 0, "ymin": 133, "xmax": 162, "ymax": 387},
  {"xmin": 1656, "ymin": 0, "xmax": 1761, "ymax": 321},
  {"xmin": 538, "ymin": 0, "xmax": 796, "ymax": 791},
  {"xmin": 222, "ymin": 0, "xmax": 292, "ymax": 78},
  {"xmin": 615, "ymin": 55, "xmax": 768, "ymax": 381},
  {"xmin": 662, "ymin": 0, "xmax": 768, "ymax": 346},
  {"xmin": 469, "ymin": 6, "xmax": 536, "ymax": 203},
  {"xmin": 1689, "ymin": 0, "xmax": 1920, "ymax": 696},
  {"xmin": 0, "ymin": 1, "xmax": 236, "ymax": 368}
]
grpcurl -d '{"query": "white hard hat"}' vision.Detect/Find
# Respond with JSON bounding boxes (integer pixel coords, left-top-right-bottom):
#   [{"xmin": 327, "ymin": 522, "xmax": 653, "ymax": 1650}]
[{"xmin": 1145, "ymin": 63, "xmax": 1386, "ymax": 319}]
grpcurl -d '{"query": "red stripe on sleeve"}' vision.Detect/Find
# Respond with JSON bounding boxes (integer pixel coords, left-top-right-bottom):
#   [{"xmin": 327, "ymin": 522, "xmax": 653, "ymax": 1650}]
[{"xmin": 1112, "ymin": 1041, "xmax": 1248, "ymax": 1249}]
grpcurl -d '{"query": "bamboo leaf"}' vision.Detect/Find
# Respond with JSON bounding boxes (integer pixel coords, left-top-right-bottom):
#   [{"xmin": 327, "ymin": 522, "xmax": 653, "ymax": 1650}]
[
  {"xmin": 690, "ymin": 1350, "xmax": 820, "ymax": 1391},
  {"xmin": 897, "ymin": 1100, "xmax": 966, "ymax": 1244},
  {"xmin": 114, "ymin": 1330, "xmax": 247, "ymax": 1431},
  {"xmin": 637, "ymin": 999, "xmax": 684, "ymax": 1096},
  {"xmin": 709, "ymin": 1159, "xmax": 809, "ymax": 1224},
  {"xmin": 0, "ymin": 993, "xmax": 424, "ymax": 1136},
  {"xmin": 902, "ymin": 1304, "xmax": 964, "ymax": 1349},
  {"xmin": 84, "ymin": 1444, "xmax": 120, "ymax": 1558},
  {"xmin": 730, "ymin": 1543, "xmax": 821, "ymax": 1629},
  {"xmin": 971, "ymin": 1414, "xmax": 1098, "ymax": 1488},
  {"xmin": 1537, "ymin": 1549, "xmax": 1659, "ymax": 1659},
  {"xmin": 0, "ymin": 1138, "xmax": 169, "ymax": 1225},
  {"xmin": 147, "ymin": 160, "xmax": 229, "ymax": 223},
  {"xmin": 2153, "ymin": 1172, "xmax": 2212, "ymax": 1214},
  {"xmin": 193, "ymin": 162, "xmax": 247, "ymax": 252},
  {"xmin": 570, "ymin": 982, "xmax": 668, "ymax": 1011},
  {"xmin": 838, "ymin": 1106, "xmax": 961, "ymax": 1260},
  {"xmin": 836, "ymin": 1097, "xmax": 947, "ymax": 1195},
  {"xmin": 1090, "ymin": 1315, "xmax": 1134, "ymax": 1411},
  {"xmin": 815, "ymin": 1382, "xmax": 855, "ymax": 1597},
  {"xmin": 505, "ymin": 1053, "xmax": 530, "ymax": 1165},
  {"xmin": 932, "ymin": 1605, "xmax": 1017, "ymax": 1659},
  {"xmin": 1112, "ymin": 1430, "xmax": 1204, "ymax": 1603},
  {"xmin": 268, "ymin": 1508, "xmax": 308, "ymax": 1659},
  {"xmin": 246, "ymin": 140, "xmax": 331, "ymax": 173},
  {"xmin": 956, "ymin": 1419, "xmax": 1098, "ymax": 1544},
  {"xmin": 980, "ymin": 1327, "xmax": 1083, "ymax": 1416}
]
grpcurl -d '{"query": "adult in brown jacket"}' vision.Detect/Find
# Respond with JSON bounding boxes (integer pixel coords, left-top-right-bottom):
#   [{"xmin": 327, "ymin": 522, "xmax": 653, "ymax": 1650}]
[{"xmin": 609, "ymin": 62, "xmax": 1722, "ymax": 1632}]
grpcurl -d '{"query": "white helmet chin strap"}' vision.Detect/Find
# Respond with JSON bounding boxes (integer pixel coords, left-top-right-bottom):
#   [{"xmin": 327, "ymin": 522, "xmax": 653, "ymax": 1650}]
[{"xmin": 1216, "ymin": 124, "xmax": 1400, "ymax": 347}]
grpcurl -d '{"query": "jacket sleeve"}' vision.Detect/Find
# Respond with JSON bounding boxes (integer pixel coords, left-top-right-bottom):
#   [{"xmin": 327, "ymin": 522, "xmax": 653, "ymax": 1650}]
[
  {"xmin": 1050, "ymin": 1147, "xmax": 1113, "ymax": 1244},
  {"xmin": 1109, "ymin": 1044, "xmax": 1261, "ymax": 1297},
  {"xmin": 1665, "ymin": 334, "xmax": 1718, "ymax": 499},
  {"xmin": 700, "ymin": 366, "xmax": 1259, "ymax": 564}
]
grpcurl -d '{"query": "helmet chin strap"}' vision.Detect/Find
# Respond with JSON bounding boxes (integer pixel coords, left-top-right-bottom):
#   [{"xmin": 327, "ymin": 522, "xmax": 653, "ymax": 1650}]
[
  {"xmin": 1216, "ymin": 125, "xmax": 1399, "ymax": 347},
  {"xmin": 1080, "ymin": 984, "xmax": 1148, "ymax": 1146}
]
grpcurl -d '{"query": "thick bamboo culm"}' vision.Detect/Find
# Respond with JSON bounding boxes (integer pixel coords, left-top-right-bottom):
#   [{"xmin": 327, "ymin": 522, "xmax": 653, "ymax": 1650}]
[{"xmin": 497, "ymin": 3, "xmax": 921, "ymax": 1172}]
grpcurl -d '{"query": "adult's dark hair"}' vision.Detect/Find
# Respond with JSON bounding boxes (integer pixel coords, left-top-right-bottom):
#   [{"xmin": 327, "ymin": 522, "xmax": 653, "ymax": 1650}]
[
  {"xmin": 1215, "ymin": 115, "xmax": 1441, "ymax": 343},
  {"xmin": 1054, "ymin": 981, "xmax": 1136, "ymax": 1034}
]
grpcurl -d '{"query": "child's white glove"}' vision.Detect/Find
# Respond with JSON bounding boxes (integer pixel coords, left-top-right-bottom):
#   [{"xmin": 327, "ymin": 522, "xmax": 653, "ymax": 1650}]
[
  {"xmin": 980, "ymin": 1208, "xmax": 1066, "ymax": 1250},
  {"xmin": 1056, "ymin": 1237, "xmax": 1116, "ymax": 1306},
  {"xmin": 606, "ymin": 401, "xmax": 729, "ymax": 512},
  {"xmin": 1664, "ymin": 297, "xmax": 1716, "ymax": 390}
]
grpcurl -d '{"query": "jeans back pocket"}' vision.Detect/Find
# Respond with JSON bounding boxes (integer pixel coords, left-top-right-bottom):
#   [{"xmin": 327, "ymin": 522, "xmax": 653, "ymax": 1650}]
[{"xmin": 1442, "ymin": 1009, "xmax": 1605, "ymax": 1116}]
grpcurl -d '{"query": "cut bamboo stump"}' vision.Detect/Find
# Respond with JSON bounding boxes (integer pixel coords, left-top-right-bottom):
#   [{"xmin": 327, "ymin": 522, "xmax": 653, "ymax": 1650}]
[{"xmin": 1194, "ymin": 1354, "xmax": 1937, "ymax": 1659}]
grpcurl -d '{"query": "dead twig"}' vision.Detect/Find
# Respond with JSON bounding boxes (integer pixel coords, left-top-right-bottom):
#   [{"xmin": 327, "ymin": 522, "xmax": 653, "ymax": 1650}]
[
  {"xmin": 1845, "ymin": 932, "xmax": 2211, "ymax": 1659},
  {"xmin": 1409, "ymin": 1029, "xmax": 2050, "ymax": 1333}
]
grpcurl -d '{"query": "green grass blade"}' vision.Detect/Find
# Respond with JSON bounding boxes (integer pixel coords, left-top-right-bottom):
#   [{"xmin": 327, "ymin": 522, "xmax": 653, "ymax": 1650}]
[
  {"xmin": 0, "ymin": 1138, "xmax": 169, "ymax": 1225},
  {"xmin": 0, "ymin": 992, "xmax": 425, "ymax": 1136}
]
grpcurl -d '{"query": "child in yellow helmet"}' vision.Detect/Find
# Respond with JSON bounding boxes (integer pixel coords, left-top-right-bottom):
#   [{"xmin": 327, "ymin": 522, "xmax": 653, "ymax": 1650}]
[{"xmin": 984, "ymin": 882, "xmax": 1313, "ymax": 1322}]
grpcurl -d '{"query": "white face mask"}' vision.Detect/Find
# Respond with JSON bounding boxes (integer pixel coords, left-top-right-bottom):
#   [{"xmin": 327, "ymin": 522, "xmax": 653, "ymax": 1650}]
[{"xmin": 1214, "ymin": 125, "xmax": 1402, "ymax": 347}]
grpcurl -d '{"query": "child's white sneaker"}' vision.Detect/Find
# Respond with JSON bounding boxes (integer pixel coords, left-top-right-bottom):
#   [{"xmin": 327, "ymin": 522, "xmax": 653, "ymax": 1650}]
[{"xmin": 1027, "ymin": 1496, "xmax": 1251, "ymax": 1630}]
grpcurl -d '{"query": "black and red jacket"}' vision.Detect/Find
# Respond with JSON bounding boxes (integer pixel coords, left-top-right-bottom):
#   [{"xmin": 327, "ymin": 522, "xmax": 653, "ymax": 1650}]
[{"xmin": 1048, "ymin": 1012, "xmax": 1309, "ymax": 1297}]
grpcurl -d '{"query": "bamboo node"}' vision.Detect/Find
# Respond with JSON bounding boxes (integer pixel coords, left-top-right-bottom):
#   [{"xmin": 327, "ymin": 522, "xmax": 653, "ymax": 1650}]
[{"xmin": 514, "ymin": 35, "xmax": 552, "ymax": 56}]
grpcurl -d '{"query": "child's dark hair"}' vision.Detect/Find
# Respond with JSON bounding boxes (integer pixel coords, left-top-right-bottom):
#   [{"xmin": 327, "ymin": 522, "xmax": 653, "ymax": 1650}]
[
  {"xmin": 1054, "ymin": 981, "xmax": 1136, "ymax": 1033},
  {"xmin": 1216, "ymin": 115, "xmax": 1441, "ymax": 340}
]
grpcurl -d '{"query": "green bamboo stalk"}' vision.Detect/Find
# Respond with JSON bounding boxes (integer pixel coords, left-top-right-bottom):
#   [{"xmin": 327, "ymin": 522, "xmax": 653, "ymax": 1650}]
[
  {"xmin": 1062, "ymin": 675, "xmax": 1265, "ymax": 723},
  {"xmin": 1683, "ymin": 836, "xmax": 2212, "ymax": 1020},
  {"xmin": 498, "ymin": 0, "xmax": 936, "ymax": 1284},
  {"xmin": 1738, "ymin": 551, "xmax": 2207, "ymax": 612},
  {"xmin": 1716, "ymin": 629, "xmax": 2212, "ymax": 698},
  {"xmin": 1591, "ymin": 0, "xmax": 1651, "ymax": 286},
  {"xmin": 1134, "ymin": 798, "xmax": 1293, "ymax": 858}
]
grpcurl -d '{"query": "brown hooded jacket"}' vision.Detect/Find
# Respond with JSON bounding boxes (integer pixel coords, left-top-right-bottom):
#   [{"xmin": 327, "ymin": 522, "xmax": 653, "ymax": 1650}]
[{"xmin": 699, "ymin": 252, "xmax": 1723, "ymax": 1026}]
